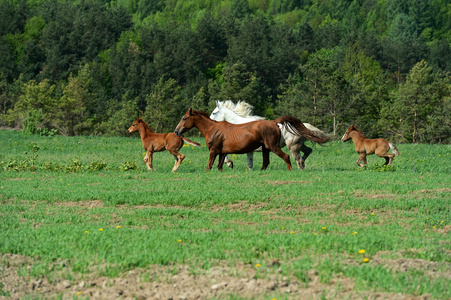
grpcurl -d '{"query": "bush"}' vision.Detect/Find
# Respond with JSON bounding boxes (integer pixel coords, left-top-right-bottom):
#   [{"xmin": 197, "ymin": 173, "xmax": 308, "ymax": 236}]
[{"xmin": 119, "ymin": 161, "xmax": 139, "ymax": 171}]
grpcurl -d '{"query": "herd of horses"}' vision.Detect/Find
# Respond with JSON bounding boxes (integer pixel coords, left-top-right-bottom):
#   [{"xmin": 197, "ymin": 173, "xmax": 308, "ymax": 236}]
[{"xmin": 128, "ymin": 100, "xmax": 400, "ymax": 172}]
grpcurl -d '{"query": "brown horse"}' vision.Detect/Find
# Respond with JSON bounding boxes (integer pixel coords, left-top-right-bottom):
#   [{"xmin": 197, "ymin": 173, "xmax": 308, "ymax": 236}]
[
  {"xmin": 174, "ymin": 108, "xmax": 329, "ymax": 171},
  {"xmin": 128, "ymin": 117, "xmax": 201, "ymax": 172},
  {"xmin": 341, "ymin": 124, "xmax": 400, "ymax": 167}
]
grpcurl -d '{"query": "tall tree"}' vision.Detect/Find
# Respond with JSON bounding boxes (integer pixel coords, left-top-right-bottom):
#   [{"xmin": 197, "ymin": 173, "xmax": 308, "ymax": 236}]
[
  {"xmin": 382, "ymin": 13, "xmax": 427, "ymax": 83},
  {"xmin": 144, "ymin": 77, "xmax": 185, "ymax": 133},
  {"xmin": 379, "ymin": 60, "xmax": 450, "ymax": 143}
]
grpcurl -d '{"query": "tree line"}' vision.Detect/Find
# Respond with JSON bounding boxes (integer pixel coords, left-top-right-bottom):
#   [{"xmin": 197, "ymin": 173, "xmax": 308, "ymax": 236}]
[{"xmin": 0, "ymin": 0, "xmax": 450, "ymax": 143}]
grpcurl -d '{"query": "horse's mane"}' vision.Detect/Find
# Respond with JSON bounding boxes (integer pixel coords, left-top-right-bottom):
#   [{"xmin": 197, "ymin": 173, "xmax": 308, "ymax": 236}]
[
  {"xmin": 191, "ymin": 110, "xmax": 211, "ymax": 118},
  {"xmin": 139, "ymin": 118, "xmax": 154, "ymax": 133},
  {"xmin": 351, "ymin": 127, "xmax": 367, "ymax": 138},
  {"xmin": 221, "ymin": 100, "xmax": 265, "ymax": 120}
]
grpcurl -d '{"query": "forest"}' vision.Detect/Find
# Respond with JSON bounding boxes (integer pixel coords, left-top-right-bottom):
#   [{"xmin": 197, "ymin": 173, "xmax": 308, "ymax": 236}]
[{"xmin": 0, "ymin": 0, "xmax": 450, "ymax": 143}]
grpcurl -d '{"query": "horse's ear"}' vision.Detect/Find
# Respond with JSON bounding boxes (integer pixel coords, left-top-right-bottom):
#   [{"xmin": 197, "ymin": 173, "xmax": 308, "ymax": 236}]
[
  {"xmin": 188, "ymin": 107, "xmax": 193, "ymax": 115},
  {"xmin": 216, "ymin": 100, "xmax": 220, "ymax": 107}
]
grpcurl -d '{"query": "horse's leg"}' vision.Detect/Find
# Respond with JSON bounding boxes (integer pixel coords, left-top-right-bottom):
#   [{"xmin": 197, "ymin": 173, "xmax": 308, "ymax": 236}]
[
  {"xmin": 207, "ymin": 151, "xmax": 218, "ymax": 170},
  {"xmin": 376, "ymin": 148, "xmax": 395, "ymax": 165},
  {"xmin": 261, "ymin": 148, "xmax": 270, "ymax": 170},
  {"xmin": 146, "ymin": 151, "xmax": 155, "ymax": 171},
  {"xmin": 272, "ymin": 147, "xmax": 292, "ymax": 171},
  {"xmin": 170, "ymin": 151, "xmax": 185, "ymax": 172},
  {"xmin": 246, "ymin": 152, "xmax": 254, "ymax": 170},
  {"xmin": 300, "ymin": 145, "xmax": 312, "ymax": 168},
  {"xmin": 356, "ymin": 153, "xmax": 366, "ymax": 167},
  {"xmin": 217, "ymin": 153, "xmax": 227, "ymax": 171},
  {"xmin": 224, "ymin": 155, "xmax": 234, "ymax": 169},
  {"xmin": 380, "ymin": 153, "xmax": 394, "ymax": 165}
]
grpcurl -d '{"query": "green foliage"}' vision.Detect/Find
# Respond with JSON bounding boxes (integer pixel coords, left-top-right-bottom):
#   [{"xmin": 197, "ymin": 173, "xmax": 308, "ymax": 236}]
[
  {"xmin": 0, "ymin": 0, "xmax": 450, "ymax": 143},
  {"xmin": 53, "ymin": 64, "xmax": 97, "ymax": 136},
  {"xmin": 119, "ymin": 161, "xmax": 139, "ymax": 171},
  {"xmin": 379, "ymin": 60, "xmax": 451, "ymax": 143},
  {"xmin": 27, "ymin": 142, "xmax": 40, "ymax": 170},
  {"xmin": 144, "ymin": 77, "xmax": 185, "ymax": 133},
  {"xmin": 65, "ymin": 158, "xmax": 84, "ymax": 173},
  {"xmin": 87, "ymin": 160, "xmax": 108, "ymax": 172}
]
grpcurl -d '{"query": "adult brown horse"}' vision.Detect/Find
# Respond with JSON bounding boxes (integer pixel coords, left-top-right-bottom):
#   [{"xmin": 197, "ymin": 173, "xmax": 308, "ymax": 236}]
[
  {"xmin": 128, "ymin": 117, "xmax": 201, "ymax": 172},
  {"xmin": 174, "ymin": 108, "xmax": 329, "ymax": 171},
  {"xmin": 341, "ymin": 124, "xmax": 400, "ymax": 167}
]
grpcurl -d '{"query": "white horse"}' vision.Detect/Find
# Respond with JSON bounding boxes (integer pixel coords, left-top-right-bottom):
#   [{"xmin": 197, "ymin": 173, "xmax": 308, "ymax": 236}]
[{"xmin": 210, "ymin": 100, "xmax": 333, "ymax": 170}]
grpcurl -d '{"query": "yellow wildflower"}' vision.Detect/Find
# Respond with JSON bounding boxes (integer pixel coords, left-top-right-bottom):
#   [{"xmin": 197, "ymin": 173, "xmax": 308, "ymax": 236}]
[{"xmin": 359, "ymin": 249, "xmax": 365, "ymax": 254}]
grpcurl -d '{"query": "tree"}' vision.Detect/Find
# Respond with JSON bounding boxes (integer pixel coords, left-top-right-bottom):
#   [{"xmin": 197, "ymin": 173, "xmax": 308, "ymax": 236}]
[
  {"xmin": 382, "ymin": 13, "xmax": 427, "ymax": 83},
  {"xmin": 53, "ymin": 65, "xmax": 97, "ymax": 136},
  {"xmin": 8, "ymin": 79, "xmax": 57, "ymax": 130},
  {"xmin": 210, "ymin": 61, "xmax": 266, "ymax": 115},
  {"xmin": 341, "ymin": 45, "xmax": 388, "ymax": 137},
  {"xmin": 144, "ymin": 77, "xmax": 185, "ymax": 133},
  {"xmin": 379, "ymin": 60, "xmax": 450, "ymax": 143}
]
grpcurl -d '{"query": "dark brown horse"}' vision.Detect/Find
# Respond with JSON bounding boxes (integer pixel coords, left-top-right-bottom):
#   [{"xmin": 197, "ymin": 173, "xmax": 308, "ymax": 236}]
[
  {"xmin": 174, "ymin": 108, "xmax": 329, "ymax": 171},
  {"xmin": 128, "ymin": 117, "xmax": 201, "ymax": 172},
  {"xmin": 341, "ymin": 124, "xmax": 400, "ymax": 167}
]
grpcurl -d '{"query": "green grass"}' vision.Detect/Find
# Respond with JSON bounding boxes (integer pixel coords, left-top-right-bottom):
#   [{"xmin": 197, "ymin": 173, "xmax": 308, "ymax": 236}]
[{"xmin": 0, "ymin": 129, "xmax": 450, "ymax": 298}]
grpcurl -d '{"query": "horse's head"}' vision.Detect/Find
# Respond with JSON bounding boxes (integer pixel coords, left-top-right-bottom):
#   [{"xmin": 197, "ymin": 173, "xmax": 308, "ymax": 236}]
[
  {"xmin": 209, "ymin": 101, "xmax": 226, "ymax": 121},
  {"xmin": 127, "ymin": 117, "xmax": 142, "ymax": 134},
  {"xmin": 341, "ymin": 124, "xmax": 356, "ymax": 142},
  {"xmin": 174, "ymin": 108, "xmax": 196, "ymax": 136}
]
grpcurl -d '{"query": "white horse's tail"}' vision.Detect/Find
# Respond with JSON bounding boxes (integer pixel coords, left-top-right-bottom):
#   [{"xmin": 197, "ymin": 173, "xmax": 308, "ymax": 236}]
[
  {"xmin": 389, "ymin": 143, "xmax": 400, "ymax": 156},
  {"xmin": 303, "ymin": 123, "xmax": 335, "ymax": 141},
  {"xmin": 275, "ymin": 116, "xmax": 330, "ymax": 144}
]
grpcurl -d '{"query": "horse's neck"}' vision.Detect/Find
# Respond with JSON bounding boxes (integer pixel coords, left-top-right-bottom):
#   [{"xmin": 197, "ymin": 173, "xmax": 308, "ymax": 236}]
[
  {"xmin": 350, "ymin": 130, "xmax": 366, "ymax": 143},
  {"xmin": 138, "ymin": 123, "xmax": 154, "ymax": 141},
  {"xmin": 223, "ymin": 109, "xmax": 259, "ymax": 124},
  {"xmin": 194, "ymin": 116, "xmax": 217, "ymax": 139}
]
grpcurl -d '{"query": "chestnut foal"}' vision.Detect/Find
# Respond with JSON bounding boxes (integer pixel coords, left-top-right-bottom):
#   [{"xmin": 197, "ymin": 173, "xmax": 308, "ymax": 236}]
[
  {"xmin": 128, "ymin": 117, "xmax": 201, "ymax": 172},
  {"xmin": 341, "ymin": 124, "xmax": 400, "ymax": 167}
]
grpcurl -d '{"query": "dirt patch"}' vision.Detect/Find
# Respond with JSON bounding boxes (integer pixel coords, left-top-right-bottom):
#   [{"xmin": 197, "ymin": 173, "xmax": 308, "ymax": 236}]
[
  {"xmin": 0, "ymin": 253, "xmax": 426, "ymax": 300},
  {"xmin": 415, "ymin": 188, "xmax": 451, "ymax": 194},
  {"xmin": 354, "ymin": 190, "xmax": 397, "ymax": 199},
  {"xmin": 53, "ymin": 200, "xmax": 104, "ymax": 208},
  {"xmin": 265, "ymin": 180, "xmax": 312, "ymax": 186}
]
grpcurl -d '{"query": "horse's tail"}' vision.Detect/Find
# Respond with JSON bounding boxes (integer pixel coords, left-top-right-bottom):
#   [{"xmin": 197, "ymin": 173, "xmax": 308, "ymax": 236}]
[
  {"xmin": 182, "ymin": 137, "xmax": 201, "ymax": 147},
  {"xmin": 389, "ymin": 142, "xmax": 400, "ymax": 156},
  {"xmin": 303, "ymin": 123, "xmax": 335, "ymax": 141},
  {"xmin": 274, "ymin": 116, "xmax": 330, "ymax": 144}
]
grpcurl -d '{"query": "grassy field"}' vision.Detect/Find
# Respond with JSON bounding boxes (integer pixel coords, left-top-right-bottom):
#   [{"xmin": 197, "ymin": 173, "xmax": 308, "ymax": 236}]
[{"xmin": 0, "ymin": 129, "xmax": 450, "ymax": 299}]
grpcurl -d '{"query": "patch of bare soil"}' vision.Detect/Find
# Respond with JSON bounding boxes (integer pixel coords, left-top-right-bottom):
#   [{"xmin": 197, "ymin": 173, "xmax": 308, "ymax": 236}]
[
  {"xmin": 53, "ymin": 200, "xmax": 104, "ymax": 208},
  {"xmin": 0, "ymin": 254, "xmax": 428, "ymax": 300},
  {"xmin": 265, "ymin": 180, "xmax": 312, "ymax": 186}
]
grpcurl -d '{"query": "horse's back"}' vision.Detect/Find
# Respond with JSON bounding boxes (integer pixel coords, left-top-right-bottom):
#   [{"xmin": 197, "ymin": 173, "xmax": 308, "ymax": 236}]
[
  {"xmin": 360, "ymin": 137, "xmax": 389, "ymax": 155},
  {"xmin": 211, "ymin": 120, "xmax": 280, "ymax": 153}
]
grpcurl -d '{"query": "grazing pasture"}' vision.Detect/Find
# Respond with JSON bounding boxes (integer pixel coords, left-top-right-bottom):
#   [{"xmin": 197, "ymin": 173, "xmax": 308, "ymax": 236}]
[{"xmin": 0, "ymin": 129, "xmax": 450, "ymax": 299}]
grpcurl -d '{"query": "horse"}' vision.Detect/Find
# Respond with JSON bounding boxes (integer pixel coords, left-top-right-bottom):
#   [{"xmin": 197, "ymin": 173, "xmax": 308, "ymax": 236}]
[
  {"xmin": 174, "ymin": 108, "xmax": 330, "ymax": 171},
  {"xmin": 127, "ymin": 117, "xmax": 201, "ymax": 172},
  {"xmin": 341, "ymin": 124, "xmax": 400, "ymax": 167},
  {"xmin": 209, "ymin": 100, "xmax": 333, "ymax": 169}
]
